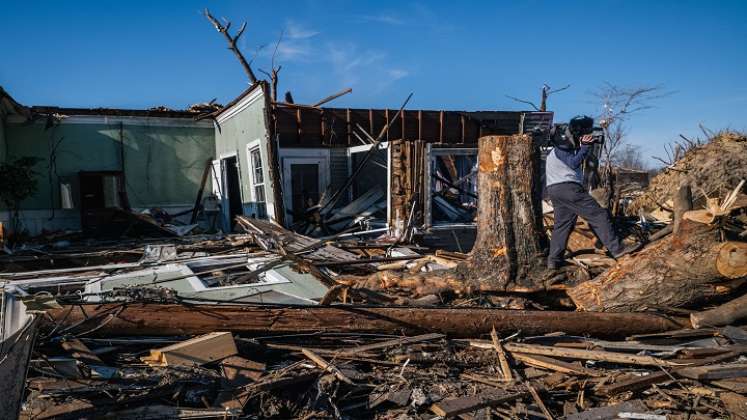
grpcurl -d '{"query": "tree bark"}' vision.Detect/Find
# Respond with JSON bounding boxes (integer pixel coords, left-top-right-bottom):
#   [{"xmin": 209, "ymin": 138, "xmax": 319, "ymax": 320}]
[
  {"xmin": 691, "ymin": 290, "xmax": 747, "ymax": 328},
  {"xmin": 673, "ymin": 184, "xmax": 693, "ymax": 234},
  {"xmin": 457, "ymin": 134, "xmax": 548, "ymax": 290},
  {"xmin": 567, "ymin": 219, "xmax": 747, "ymax": 312},
  {"xmin": 42, "ymin": 304, "xmax": 686, "ymax": 338}
]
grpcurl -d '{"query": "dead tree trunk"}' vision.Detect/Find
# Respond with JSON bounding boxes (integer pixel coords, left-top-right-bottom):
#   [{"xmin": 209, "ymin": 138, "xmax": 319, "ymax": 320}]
[
  {"xmin": 342, "ymin": 135, "xmax": 548, "ymax": 294},
  {"xmin": 568, "ymin": 219, "xmax": 747, "ymax": 312}
]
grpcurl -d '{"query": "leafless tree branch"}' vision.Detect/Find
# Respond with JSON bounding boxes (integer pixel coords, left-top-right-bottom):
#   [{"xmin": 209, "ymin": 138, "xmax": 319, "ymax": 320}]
[
  {"xmin": 204, "ymin": 8, "xmax": 258, "ymax": 84},
  {"xmin": 505, "ymin": 95, "xmax": 540, "ymax": 111}
]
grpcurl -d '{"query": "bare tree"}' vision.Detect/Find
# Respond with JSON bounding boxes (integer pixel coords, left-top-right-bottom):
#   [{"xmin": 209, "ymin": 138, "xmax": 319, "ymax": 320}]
[
  {"xmin": 258, "ymin": 30, "xmax": 284, "ymax": 102},
  {"xmin": 613, "ymin": 144, "xmax": 647, "ymax": 171},
  {"xmin": 592, "ymin": 83, "xmax": 665, "ymax": 169},
  {"xmin": 589, "ymin": 83, "xmax": 667, "ymax": 212},
  {"xmin": 204, "ymin": 8, "xmax": 258, "ymax": 84},
  {"xmin": 506, "ymin": 83, "xmax": 570, "ymax": 111}
]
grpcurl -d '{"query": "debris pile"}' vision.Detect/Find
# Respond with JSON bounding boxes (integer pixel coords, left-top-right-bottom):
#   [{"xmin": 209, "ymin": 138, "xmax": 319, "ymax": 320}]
[
  {"xmin": 1, "ymin": 132, "xmax": 747, "ymax": 419},
  {"xmin": 628, "ymin": 131, "xmax": 747, "ymax": 215},
  {"xmin": 19, "ymin": 324, "xmax": 747, "ymax": 419}
]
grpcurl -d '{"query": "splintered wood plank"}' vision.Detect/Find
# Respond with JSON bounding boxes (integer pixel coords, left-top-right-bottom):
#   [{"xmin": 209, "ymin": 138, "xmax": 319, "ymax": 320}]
[
  {"xmin": 339, "ymin": 333, "xmax": 444, "ymax": 355},
  {"xmin": 430, "ymin": 391, "xmax": 526, "ymax": 418},
  {"xmin": 512, "ymin": 353, "xmax": 602, "ymax": 377},
  {"xmin": 490, "ymin": 328, "xmax": 513, "ymax": 381},
  {"xmin": 504, "ymin": 342, "xmax": 680, "ymax": 367},
  {"xmin": 527, "ymin": 384, "xmax": 554, "ymax": 420},
  {"xmin": 61, "ymin": 339, "xmax": 104, "ymax": 366},
  {"xmin": 301, "ymin": 348, "xmax": 355, "ymax": 384},
  {"xmin": 141, "ymin": 331, "xmax": 237, "ymax": 367},
  {"xmin": 677, "ymin": 363, "xmax": 747, "ymax": 380}
]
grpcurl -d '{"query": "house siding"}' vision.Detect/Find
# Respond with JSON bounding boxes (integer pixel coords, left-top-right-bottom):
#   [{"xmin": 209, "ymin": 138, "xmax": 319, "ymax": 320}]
[
  {"xmin": 2, "ymin": 117, "xmax": 214, "ymax": 233},
  {"xmin": 214, "ymin": 86, "xmax": 275, "ymax": 219}
]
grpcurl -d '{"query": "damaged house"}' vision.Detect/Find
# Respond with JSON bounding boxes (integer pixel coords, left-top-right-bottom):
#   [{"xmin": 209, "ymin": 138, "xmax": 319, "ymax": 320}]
[
  {"xmin": 210, "ymin": 81, "xmax": 552, "ymax": 247},
  {"xmin": 0, "ymin": 87, "xmax": 215, "ymax": 237}
]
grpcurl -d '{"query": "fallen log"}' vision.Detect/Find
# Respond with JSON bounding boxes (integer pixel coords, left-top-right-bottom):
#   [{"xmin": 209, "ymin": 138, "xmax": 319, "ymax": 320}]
[
  {"xmin": 568, "ymin": 219, "xmax": 747, "ymax": 312},
  {"xmin": 42, "ymin": 304, "xmax": 686, "ymax": 338}
]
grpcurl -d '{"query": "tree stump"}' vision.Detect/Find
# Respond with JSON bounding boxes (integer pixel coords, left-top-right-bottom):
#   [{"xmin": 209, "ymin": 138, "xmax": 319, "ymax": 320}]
[
  {"xmin": 454, "ymin": 134, "xmax": 548, "ymax": 291},
  {"xmin": 339, "ymin": 134, "xmax": 549, "ymax": 295}
]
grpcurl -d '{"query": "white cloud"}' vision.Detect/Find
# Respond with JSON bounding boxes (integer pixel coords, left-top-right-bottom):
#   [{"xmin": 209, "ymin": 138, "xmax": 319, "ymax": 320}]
[
  {"xmin": 357, "ymin": 13, "xmax": 405, "ymax": 26},
  {"xmin": 285, "ymin": 20, "xmax": 319, "ymax": 40},
  {"xmin": 388, "ymin": 68, "xmax": 409, "ymax": 81}
]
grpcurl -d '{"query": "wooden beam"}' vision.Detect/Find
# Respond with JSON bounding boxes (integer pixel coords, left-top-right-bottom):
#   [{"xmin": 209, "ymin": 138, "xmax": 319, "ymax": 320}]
[
  {"xmin": 439, "ymin": 110, "xmax": 444, "ymax": 143},
  {"xmin": 503, "ymin": 342, "xmax": 680, "ymax": 367},
  {"xmin": 417, "ymin": 110, "xmax": 423, "ymax": 140},
  {"xmin": 44, "ymin": 304, "xmax": 686, "ymax": 338},
  {"xmin": 460, "ymin": 114, "xmax": 466, "ymax": 143},
  {"xmin": 401, "ymin": 109, "xmax": 406, "ymax": 140},
  {"xmin": 385, "ymin": 108, "xmax": 390, "ymax": 141},
  {"xmin": 346, "ymin": 108, "xmax": 352, "ymax": 146},
  {"xmin": 296, "ymin": 108, "xmax": 302, "ymax": 143}
]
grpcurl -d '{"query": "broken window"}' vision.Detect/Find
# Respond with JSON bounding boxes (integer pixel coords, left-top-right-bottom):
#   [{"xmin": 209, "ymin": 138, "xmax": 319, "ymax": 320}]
[
  {"xmin": 249, "ymin": 147, "xmax": 265, "ymax": 202},
  {"xmin": 427, "ymin": 150, "xmax": 478, "ymax": 225}
]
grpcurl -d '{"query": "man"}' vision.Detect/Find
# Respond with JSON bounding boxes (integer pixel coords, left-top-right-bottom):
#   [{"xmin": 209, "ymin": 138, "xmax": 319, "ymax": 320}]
[{"xmin": 545, "ymin": 116, "xmax": 638, "ymax": 270}]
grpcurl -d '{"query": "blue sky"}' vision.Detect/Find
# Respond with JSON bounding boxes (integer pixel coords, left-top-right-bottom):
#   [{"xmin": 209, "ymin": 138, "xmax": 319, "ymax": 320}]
[{"xmin": 1, "ymin": 1, "xmax": 745, "ymax": 165}]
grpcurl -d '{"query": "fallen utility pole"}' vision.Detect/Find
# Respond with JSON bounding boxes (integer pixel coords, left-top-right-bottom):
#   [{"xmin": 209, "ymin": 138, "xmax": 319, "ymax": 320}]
[{"xmin": 43, "ymin": 304, "xmax": 686, "ymax": 338}]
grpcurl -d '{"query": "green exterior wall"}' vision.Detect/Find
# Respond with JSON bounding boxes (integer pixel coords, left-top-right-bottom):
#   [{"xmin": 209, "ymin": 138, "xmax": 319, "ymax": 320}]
[
  {"xmin": 2, "ymin": 117, "xmax": 214, "ymax": 232},
  {"xmin": 214, "ymin": 86, "xmax": 276, "ymax": 219}
]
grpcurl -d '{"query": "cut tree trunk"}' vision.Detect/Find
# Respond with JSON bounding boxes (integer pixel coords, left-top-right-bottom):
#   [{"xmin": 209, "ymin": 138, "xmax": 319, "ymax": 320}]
[
  {"xmin": 460, "ymin": 134, "xmax": 548, "ymax": 290},
  {"xmin": 340, "ymin": 135, "xmax": 548, "ymax": 294},
  {"xmin": 567, "ymin": 219, "xmax": 747, "ymax": 312}
]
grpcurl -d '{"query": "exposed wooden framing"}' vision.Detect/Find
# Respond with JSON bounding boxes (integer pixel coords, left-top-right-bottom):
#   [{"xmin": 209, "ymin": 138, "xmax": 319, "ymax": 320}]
[
  {"xmin": 296, "ymin": 108, "xmax": 302, "ymax": 143},
  {"xmin": 44, "ymin": 304, "xmax": 686, "ymax": 338},
  {"xmin": 385, "ymin": 108, "xmax": 390, "ymax": 141},
  {"xmin": 439, "ymin": 111, "xmax": 444, "ymax": 142},
  {"xmin": 460, "ymin": 114, "xmax": 466, "ymax": 143},
  {"xmin": 320, "ymin": 109, "xmax": 326, "ymax": 144},
  {"xmin": 311, "ymin": 87, "xmax": 352, "ymax": 107},
  {"xmin": 346, "ymin": 108, "xmax": 352, "ymax": 146},
  {"xmin": 369, "ymin": 109, "xmax": 374, "ymax": 134},
  {"xmin": 401, "ymin": 110, "xmax": 406, "ymax": 140},
  {"xmin": 418, "ymin": 110, "xmax": 423, "ymax": 140}
]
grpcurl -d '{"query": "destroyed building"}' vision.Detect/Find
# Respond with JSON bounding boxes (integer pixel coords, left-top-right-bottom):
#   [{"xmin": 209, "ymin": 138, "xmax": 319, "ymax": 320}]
[
  {"xmin": 0, "ymin": 87, "xmax": 214, "ymax": 236},
  {"xmin": 210, "ymin": 81, "xmax": 552, "ymax": 246},
  {"xmin": 2, "ymin": 83, "xmax": 551, "ymax": 245}
]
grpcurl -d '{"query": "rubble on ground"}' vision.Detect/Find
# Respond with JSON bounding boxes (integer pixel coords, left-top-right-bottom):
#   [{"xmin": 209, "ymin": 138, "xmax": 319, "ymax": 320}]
[{"xmin": 628, "ymin": 131, "xmax": 747, "ymax": 216}]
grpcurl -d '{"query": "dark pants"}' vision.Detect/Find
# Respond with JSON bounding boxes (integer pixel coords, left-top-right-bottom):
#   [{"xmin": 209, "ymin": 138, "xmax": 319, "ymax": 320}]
[{"xmin": 547, "ymin": 182, "xmax": 623, "ymax": 266}]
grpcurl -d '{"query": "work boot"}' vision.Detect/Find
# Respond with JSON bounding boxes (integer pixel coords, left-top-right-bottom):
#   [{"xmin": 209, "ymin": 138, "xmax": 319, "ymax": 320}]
[{"xmin": 612, "ymin": 242, "xmax": 643, "ymax": 260}]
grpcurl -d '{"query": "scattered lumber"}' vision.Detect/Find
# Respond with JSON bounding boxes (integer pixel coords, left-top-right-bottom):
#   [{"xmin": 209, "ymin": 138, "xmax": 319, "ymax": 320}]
[{"xmin": 140, "ymin": 331, "xmax": 237, "ymax": 367}]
